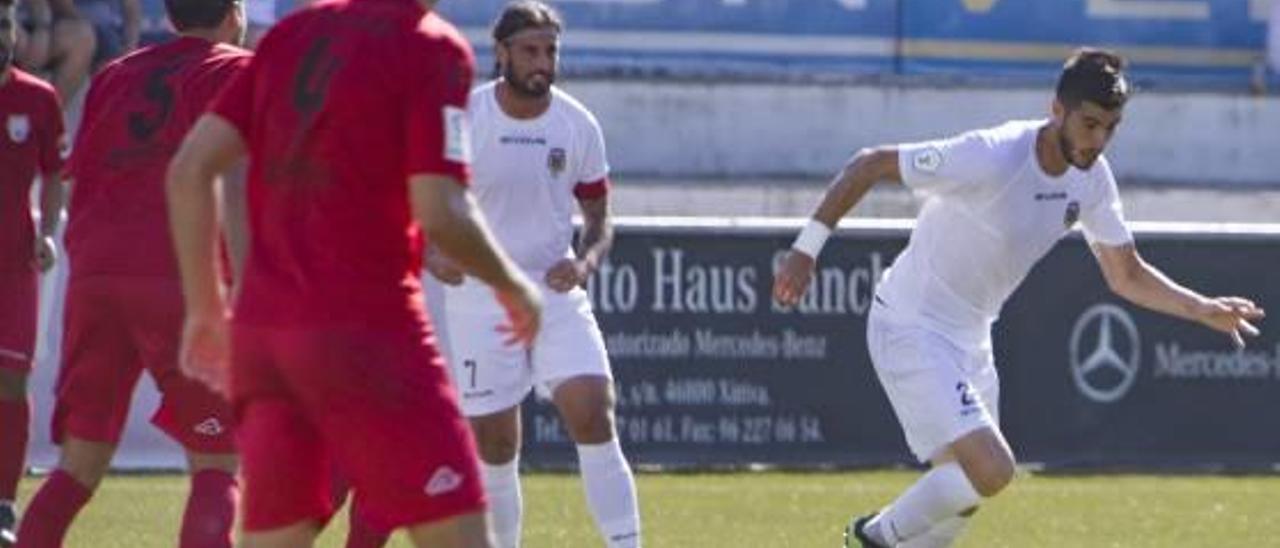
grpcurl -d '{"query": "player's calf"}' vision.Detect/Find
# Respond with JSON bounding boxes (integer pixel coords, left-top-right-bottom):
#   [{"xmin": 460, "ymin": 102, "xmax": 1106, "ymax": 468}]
[
  {"xmin": 948, "ymin": 428, "xmax": 1015, "ymax": 498},
  {"xmin": 551, "ymin": 378, "xmax": 640, "ymax": 547}
]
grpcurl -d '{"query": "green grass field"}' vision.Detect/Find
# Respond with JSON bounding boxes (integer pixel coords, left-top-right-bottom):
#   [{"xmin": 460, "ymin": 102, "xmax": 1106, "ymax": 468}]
[{"xmin": 15, "ymin": 470, "xmax": 1280, "ymax": 547}]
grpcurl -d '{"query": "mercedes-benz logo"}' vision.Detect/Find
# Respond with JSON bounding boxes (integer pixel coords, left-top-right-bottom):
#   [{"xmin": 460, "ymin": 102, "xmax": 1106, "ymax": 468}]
[{"xmin": 1069, "ymin": 303, "xmax": 1141, "ymax": 403}]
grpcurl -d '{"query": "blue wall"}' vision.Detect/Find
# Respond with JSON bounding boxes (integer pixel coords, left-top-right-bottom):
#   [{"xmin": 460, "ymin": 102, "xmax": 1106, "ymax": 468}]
[
  {"xmin": 141, "ymin": 0, "xmax": 1273, "ymax": 89},
  {"xmin": 438, "ymin": 0, "xmax": 1270, "ymax": 89}
]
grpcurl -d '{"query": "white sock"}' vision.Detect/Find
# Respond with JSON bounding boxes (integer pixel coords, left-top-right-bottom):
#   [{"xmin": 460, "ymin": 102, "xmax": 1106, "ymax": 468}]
[
  {"xmin": 866, "ymin": 463, "xmax": 981, "ymax": 546},
  {"xmin": 482, "ymin": 458, "xmax": 523, "ymax": 548},
  {"xmin": 576, "ymin": 440, "xmax": 641, "ymax": 548},
  {"xmin": 899, "ymin": 514, "xmax": 971, "ymax": 548}
]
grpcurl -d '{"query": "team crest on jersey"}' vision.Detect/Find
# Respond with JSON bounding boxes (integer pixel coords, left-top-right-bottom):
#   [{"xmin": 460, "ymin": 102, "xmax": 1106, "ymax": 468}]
[
  {"xmin": 547, "ymin": 147, "xmax": 567, "ymax": 177},
  {"xmin": 1064, "ymin": 200, "xmax": 1081, "ymax": 228},
  {"xmin": 912, "ymin": 147, "xmax": 943, "ymax": 174},
  {"xmin": 7, "ymin": 114, "xmax": 30, "ymax": 144},
  {"xmin": 442, "ymin": 105, "xmax": 471, "ymax": 164}
]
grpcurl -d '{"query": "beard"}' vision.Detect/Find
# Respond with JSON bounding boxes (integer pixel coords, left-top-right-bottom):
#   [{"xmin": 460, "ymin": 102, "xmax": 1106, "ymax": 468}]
[
  {"xmin": 0, "ymin": 46, "xmax": 12, "ymax": 70},
  {"xmin": 503, "ymin": 64, "xmax": 554, "ymax": 98},
  {"xmin": 1057, "ymin": 126, "xmax": 1100, "ymax": 170}
]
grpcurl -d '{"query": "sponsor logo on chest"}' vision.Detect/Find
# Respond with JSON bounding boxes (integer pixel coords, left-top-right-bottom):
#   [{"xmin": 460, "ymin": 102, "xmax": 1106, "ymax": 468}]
[
  {"xmin": 6, "ymin": 114, "xmax": 31, "ymax": 144},
  {"xmin": 499, "ymin": 135, "xmax": 547, "ymax": 146}
]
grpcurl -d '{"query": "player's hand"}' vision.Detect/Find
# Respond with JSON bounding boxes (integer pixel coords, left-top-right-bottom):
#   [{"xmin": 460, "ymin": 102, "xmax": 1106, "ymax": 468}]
[
  {"xmin": 494, "ymin": 275, "xmax": 542, "ymax": 348},
  {"xmin": 544, "ymin": 258, "xmax": 591, "ymax": 293},
  {"xmin": 179, "ymin": 311, "xmax": 232, "ymax": 397},
  {"xmin": 772, "ymin": 249, "xmax": 816, "ymax": 306},
  {"xmin": 1194, "ymin": 296, "xmax": 1265, "ymax": 349},
  {"xmin": 32, "ymin": 235, "xmax": 57, "ymax": 273},
  {"xmin": 424, "ymin": 247, "xmax": 465, "ymax": 286}
]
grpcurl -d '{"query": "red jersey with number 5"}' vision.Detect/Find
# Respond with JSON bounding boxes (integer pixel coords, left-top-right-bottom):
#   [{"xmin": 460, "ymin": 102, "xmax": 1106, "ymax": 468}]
[{"xmin": 66, "ymin": 36, "xmax": 249, "ymax": 280}]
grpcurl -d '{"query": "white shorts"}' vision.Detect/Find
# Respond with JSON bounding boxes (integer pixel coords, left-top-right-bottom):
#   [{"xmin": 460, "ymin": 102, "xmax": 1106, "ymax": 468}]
[
  {"xmin": 443, "ymin": 278, "xmax": 612, "ymax": 417},
  {"xmin": 866, "ymin": 300, "xmax": 1000, "ymax": 463}
]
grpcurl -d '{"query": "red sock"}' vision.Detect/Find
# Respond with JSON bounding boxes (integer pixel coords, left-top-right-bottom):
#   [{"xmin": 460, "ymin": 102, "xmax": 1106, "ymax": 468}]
[
  {"xmin": 180, "ymin": 469, "xmax": 239, "ymax": 548},
  {"xmin": 0, "ymin": 398, "xmax": 30, "ymax": 500},
  {"xmin": 346, "ymin": 511, "xmax": 391, "ymax": 548},
  {"xmin": 14, "ymin": 470, "xmax": 91, "ymax": 548}
]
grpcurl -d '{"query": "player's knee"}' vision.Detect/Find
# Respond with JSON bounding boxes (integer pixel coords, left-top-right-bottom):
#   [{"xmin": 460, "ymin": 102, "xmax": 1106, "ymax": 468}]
[
  {"xmin": 951, "ymin": 427, "xmax": 1015, "ymax": 497},
  {"xmin": 562, "ymin": 406, "xmax": 615, "ymax": 444},
  {"xmin": 473, "ymin": 429, "xmax": 520, "ymax": 464},
  {"xmin": 58, "ymin": 438, "xmax": 116, "ymax": 491},
  {"xmin": 468, "ymin": 409, "xmax": 522, "ymax": 463},
  {"xmin": 187, "ymin": 451, "xmax": 238, "ymax": 474},
  {"xmin": 968, "ymin": 454, "xmax": 1015, "ymax": 497},
  {"xmin": 553, "ymin": 377, "xmax": 617, "ymax": 443}
]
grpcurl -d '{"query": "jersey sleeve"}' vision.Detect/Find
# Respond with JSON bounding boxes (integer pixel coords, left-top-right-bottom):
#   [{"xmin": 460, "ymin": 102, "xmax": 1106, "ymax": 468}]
[
  {"xmin": 897, "ymin": 128, "xmax": 1006, "ymax": 196},
  {"xmin": 208, "ymin": 55, "xmax": 257, "ymax": 139},
  {"xmin": 573, "ymin": 111, "xmax": 610, "ymax": 200},
  {"xmin": 190, "ymin": 53, "xmax": 252, "ymax": 131},
  {"xmin": 1079, "ymin": 157, "xmax": 1133, "ymax": 246},
  {"xmin": 403, "ymin": 36, "xmax": 475, "ymax": 184},
  {"xmin": 65, "ymin": 75, "xmax": 104, "ymax": 181},
  {"xmin": 37, "ymin": 86, "xmax": 67, "ymax": 178}
]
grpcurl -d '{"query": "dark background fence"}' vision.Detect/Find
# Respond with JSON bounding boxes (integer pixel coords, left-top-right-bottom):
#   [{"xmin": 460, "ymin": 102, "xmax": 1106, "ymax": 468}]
[{"xmin": 518, "ymin": 221, "xmax": 1280, "ymax": 470}]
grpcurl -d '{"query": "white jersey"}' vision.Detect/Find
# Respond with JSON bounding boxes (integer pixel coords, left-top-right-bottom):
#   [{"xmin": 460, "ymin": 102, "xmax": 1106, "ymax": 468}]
[
  {"xmin": 467, "ymin": 81, "xmax": 610, "ymax": 274},
  {"xmin": 876, "ymin": 119, "xmax": 1132, "ymax": 347}
]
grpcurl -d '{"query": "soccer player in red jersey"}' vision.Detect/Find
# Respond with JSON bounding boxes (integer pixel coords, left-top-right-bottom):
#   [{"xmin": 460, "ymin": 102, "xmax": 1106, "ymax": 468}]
[
  {"xmin": 166, "ymin": 0, "xmax": 542, "ymax": 546},
  {"xmin": 0, "ymin": 1, "xmax": 65, "ymax": 544},
  {"xmin": 14, "ymin": 1, "xmax": 248, "ymax": 547}
]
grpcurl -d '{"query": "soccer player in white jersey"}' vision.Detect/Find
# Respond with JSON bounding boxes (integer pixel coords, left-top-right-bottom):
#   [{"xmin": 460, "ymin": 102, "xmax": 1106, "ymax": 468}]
[
  {"xmin": 425, "ymin": 3, "xmax": 641, "ymax": 547},
  {"xmin": 773, "ymin": 49, "xmax": 1265, "ymax": 548}
]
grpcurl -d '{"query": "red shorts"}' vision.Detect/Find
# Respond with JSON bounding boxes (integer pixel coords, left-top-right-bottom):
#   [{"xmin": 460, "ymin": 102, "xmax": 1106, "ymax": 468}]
[
  {"xmin": 53, "ymin": 276, "xmax": 234, "ymax": 453},
  {"xmin": 0, "ymin": 270, "xmax": 38, "ymax": 373},
  {"xmin": 231, "ymin": 323, "xmax": 485, "ymax": 532}
]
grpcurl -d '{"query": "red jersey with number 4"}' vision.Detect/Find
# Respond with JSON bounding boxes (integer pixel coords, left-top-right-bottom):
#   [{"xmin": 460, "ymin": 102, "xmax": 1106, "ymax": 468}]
[
  {"xmin": 0, "ymin": 68, "xmax": 65, "ymax": 272},
  {"xmin": 210, "ymin": 0, "xmax": 475, "ymax": 329},
  {"xmin": 66, "ymin": 37, "xmax": 249, "ymax": 280}
]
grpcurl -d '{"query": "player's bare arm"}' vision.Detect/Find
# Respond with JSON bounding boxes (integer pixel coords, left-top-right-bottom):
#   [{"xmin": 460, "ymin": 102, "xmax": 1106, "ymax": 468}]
[
  {"xmin": 32, "ymin": 168, "xmax": 64, "ymax": 272},
  {"xmin": 1092, "ymin": 241, "xmax": 1265, "ymax": 348},
  {"xmin": 166, "ymin": 114, "xmax": 246, "ymax": 395},
  {"xmin": 120, "ymin": 0, "xmax": 141, "ymax": 52},
  {"xmin": 423, "ymin": 242, "xmax": 465, "ymax": 286},
  {"xmin": 773, "ymin": 146, "xmax": 902, "ymax": 306},
  {"xmin": 410, "ymin": 175, "xmax": 543, "ymax": 347},
  {"xmin": 546, "ymin": 194, "xmax": 612, "ymax": 293},
  {"xmin": 220, "ymin": 161, "xmax": 247, "ymax": 283}
]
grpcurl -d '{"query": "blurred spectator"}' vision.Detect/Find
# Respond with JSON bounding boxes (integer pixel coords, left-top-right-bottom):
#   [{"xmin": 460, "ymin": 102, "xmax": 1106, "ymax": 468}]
[
  {"xmin": 246, "ymin": 0, "xmax": 312, "ymax": 48},
  {"xmin": 14, "ymin": 0, "xmax": 95, "ymax": 100},
  {"xmin": 1270, "ymin": 0, "xmax": 1279, "ymax": 76},
  {"xmin": 73, "ymin": 0, "xmax": 139, "ymax": 69},
  {"xmin": 245, "ymin": 0, "xmax": 274, "ymax": 48}
]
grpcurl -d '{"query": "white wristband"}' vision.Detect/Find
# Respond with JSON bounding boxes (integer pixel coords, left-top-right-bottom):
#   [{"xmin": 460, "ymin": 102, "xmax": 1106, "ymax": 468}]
[{"xmin": 791, "ymin": 219, "xmax": 832, "ymax": 258}]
